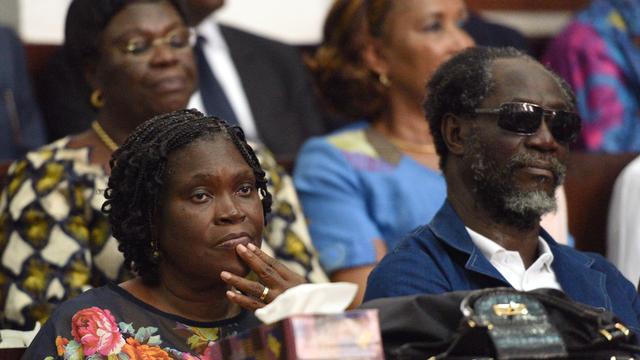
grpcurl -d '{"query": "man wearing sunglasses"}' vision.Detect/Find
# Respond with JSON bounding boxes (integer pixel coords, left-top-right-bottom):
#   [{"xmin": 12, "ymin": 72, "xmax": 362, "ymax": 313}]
[{"xmin": 363, "ymin": 47, "xmax": 640, "ymax": 331}]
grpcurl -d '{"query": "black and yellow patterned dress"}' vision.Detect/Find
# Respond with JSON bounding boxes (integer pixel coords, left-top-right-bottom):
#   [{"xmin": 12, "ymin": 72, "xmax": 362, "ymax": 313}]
[{"xmin": 0, "ymin": 137, "xmax": 327, "ymax": 330}]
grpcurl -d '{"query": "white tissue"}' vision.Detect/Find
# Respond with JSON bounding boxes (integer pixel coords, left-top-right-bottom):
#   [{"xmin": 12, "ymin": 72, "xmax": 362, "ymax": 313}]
[{"xmin": 254, "ymin": 282, "xmax": 358, "ymax": 324}]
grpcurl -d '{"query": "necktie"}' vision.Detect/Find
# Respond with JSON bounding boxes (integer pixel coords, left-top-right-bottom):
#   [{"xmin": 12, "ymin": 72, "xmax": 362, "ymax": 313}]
[{"xmin": 193, "ymin": 35, "xmax": 239, "ymax": 125}]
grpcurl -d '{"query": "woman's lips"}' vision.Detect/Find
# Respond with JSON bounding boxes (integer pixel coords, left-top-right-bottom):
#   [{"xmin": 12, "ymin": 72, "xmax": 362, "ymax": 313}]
[
  {"xmin": 152, "ymin": 76, "xmax": 187, "ymax": 93},
  {"xmin": 215, "ymin": 233, "xmax": 252, "ymax": 249}
]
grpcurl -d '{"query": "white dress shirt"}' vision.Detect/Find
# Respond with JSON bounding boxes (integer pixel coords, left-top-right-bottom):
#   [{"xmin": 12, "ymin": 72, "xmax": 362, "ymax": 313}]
[
  {"xmin": 466, "ymin": 227, "xmax": 563, "ymax": 291},
  {"xmin": 188, "ymin": 17, "xmax": 259, "ymax": 140}
]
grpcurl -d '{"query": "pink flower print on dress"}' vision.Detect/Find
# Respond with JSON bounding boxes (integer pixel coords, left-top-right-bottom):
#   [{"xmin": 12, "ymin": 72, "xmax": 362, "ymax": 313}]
[{"xmin": 70, "ymin": 306, "xmax": 125, "ymax": 356}]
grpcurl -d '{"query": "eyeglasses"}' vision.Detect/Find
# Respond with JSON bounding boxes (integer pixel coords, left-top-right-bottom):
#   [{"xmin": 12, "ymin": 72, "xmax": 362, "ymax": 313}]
[
  {"xmin": 117, "ymin": 28, "xmax": 196, "ymax": 59},
  {"xmin": 474, "ymin": 102, "xmax": 581, "ymax": 143}
]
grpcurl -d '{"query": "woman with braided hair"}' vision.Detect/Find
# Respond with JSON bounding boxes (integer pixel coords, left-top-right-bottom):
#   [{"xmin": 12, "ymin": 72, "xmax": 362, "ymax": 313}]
[
  {"xmin": 0, "ymin": 0, "xmax": 326, "ymax": 332},
  {"xmin": 23, "ymin": 109, "xmax": 306, "ymax": 358}
]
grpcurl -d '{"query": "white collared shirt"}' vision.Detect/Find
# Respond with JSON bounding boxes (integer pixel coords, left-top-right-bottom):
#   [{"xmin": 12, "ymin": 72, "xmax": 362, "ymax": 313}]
[
  {"xmin": 466, "ymin": 227, "xmax": 563, "ymax": 292},
  {"xmin": 188, "ymin": 17, "xmax": 259, "ymax": 140}
]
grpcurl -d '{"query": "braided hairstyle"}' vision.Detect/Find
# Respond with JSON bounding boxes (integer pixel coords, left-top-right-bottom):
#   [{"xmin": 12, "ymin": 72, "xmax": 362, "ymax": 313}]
[{"xmin": 103, "ymin": 109, "xmax": 272, "ymax": 285}]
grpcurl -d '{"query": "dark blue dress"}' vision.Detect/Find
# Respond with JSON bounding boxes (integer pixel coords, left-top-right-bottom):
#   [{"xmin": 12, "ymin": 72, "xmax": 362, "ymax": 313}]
[{"xmin": 23, "ymin": 283, "xmax": 259, "ymax": 359}]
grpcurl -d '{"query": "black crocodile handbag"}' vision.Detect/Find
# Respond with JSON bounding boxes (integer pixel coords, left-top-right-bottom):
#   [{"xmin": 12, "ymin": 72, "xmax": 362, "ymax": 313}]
[{"xmin": 361, "ymin": 287, "xmax": 640, "ymax": 360}]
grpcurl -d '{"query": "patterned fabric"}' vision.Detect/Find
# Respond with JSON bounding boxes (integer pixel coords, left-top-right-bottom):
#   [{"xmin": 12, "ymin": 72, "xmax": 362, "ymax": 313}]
[
  {"xmin": 543, "ymin": 0, "xmax": 640, "ymax": 152},
  {"xmin": 23, "ymin": 283, "xmax": 260, "ymax": 359},
  {"xmin": 293, "ymin": 122, "xmax": 447, "ymax": 274},
  {"xmin": 0, "ymin": 138, "xmax": 327, "ymax": 330},
  {"xmin": 251, "ymin": 142, "xmax": 327, "ymax": 284}
]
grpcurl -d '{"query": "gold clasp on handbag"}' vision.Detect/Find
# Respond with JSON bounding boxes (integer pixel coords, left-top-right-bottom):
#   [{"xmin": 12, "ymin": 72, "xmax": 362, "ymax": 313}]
[
  {"xmin": 614, "ymin": 322, "xmax": 630, "ymax": 336},
  {"xmin": 492, "ymin": 301, "xmax": 528, "ymax": 317},
  {"xmin": 600, "ymin": 322, "xmax": 630, "ymax": 341}
]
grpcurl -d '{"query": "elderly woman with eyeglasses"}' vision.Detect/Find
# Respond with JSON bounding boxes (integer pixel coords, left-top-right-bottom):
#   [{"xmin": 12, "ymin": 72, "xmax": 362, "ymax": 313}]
[{"xmin": 0, "ymin": 0, "xmax": 325, "ymax": 331}]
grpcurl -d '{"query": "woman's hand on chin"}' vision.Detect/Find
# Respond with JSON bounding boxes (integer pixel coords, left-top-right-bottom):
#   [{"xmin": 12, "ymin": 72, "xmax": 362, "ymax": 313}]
[{"xmin": 220, "ymin": 243, "xmax": 306, "ymax": 312}]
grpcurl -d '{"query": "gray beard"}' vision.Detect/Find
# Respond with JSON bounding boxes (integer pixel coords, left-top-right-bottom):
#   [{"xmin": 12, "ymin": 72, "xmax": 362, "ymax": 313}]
[{"xmin": 465, "ymin": 134, "xmax": 566, "ymax": 230}]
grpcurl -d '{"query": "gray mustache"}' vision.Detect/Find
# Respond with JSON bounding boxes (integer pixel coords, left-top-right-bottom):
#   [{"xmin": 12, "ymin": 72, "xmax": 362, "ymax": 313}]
[{"xmin": 508, "ymin": 152, "xmax": 567, "ymax": 182}]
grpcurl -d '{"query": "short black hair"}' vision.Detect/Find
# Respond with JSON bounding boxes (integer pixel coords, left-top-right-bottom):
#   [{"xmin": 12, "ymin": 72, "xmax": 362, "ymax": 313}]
[
  {"xmin": 423, "ymin": 46, "xmax": 576, "ymax": 170},
  {"xmin": 64, "ymin": 0, "xmax": 188, "ymax": 69},
  {"xmin": 102, "ymin": 109, "xmax": 272, "ymax": 285}
]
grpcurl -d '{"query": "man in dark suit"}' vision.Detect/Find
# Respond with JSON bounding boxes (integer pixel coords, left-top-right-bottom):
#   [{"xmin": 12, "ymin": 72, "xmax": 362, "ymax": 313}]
[
  {"xmin": 0, "ymin": 26, "xmax": 46, "ymax": 162},
  {"xmin": 185, "ymin": 0, "xmax": 328, "ymax": 164}
]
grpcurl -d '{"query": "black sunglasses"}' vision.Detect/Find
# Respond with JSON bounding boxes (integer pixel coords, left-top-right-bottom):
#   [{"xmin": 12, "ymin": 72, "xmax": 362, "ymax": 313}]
[{"xmin": 473, "ymin": 102, "xmax": 582, "ymax": 143}]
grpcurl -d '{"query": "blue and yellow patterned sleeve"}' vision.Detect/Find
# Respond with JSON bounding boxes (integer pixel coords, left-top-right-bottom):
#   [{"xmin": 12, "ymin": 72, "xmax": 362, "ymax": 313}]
[
  {"xmin": 293, "ymin": 137, "xmax": 382, "ymax": 274},
  {"xmin": 250, "ymin": 141, "xmax": 328, "ymax": 283}
]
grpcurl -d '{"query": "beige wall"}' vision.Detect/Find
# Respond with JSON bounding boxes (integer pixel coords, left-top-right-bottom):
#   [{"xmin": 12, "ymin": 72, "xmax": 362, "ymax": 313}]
[
  {"xmin": 0, "ymin": 0, "xmax": 18, "ymax": 29},
  {"xmin": 8, "ymin": 0, "xmax": 572, "ymax": 45},
  {"xmin": 11, "ymin": 0, "xmax": 333, "ymax": 45}
]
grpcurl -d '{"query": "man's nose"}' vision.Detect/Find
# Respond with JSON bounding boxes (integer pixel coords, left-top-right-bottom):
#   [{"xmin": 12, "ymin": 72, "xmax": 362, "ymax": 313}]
[{"xmin": 527, "ymin": 117, "xmax": 563, "ymax": 153}]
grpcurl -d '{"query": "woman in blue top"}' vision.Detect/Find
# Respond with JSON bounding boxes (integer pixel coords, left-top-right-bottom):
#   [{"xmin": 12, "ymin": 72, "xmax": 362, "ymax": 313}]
[
  {"xmin": 295, "ymin": 0, "xmax": 473, "ymax": 305},
  {"xmin": 295, "ymin": 0, "xmax": 569, "ymax": 305}
]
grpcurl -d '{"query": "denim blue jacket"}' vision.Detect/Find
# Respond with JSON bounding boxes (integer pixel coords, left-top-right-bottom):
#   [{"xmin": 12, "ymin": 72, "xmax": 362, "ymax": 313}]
[{"xmin": 364, "ymin": 200, "xmax": 640, "ymax": 333}]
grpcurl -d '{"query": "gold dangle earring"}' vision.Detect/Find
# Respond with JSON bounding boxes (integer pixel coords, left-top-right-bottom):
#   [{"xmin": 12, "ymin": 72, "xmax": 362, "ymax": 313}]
[
  {"xmin": 90, "ymin": 89, "xmax": 105, "ymax": 108},
  {"xmin": 150, "ymin": 240, "xmax": 161, "ymax": 263},
  {"xmin": 378, "ymin": 73, "xmax": 391, "ymax": 87}
]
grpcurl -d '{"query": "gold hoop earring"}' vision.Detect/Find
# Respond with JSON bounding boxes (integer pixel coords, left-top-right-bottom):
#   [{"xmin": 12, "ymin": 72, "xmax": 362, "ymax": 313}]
[
  {"xmin": 90, "ymin": 89, "xmax": 105, "ymax": 108},
  {"xmin": 379, "ymin": 73, "xmax": 391, "ymax": 87}
]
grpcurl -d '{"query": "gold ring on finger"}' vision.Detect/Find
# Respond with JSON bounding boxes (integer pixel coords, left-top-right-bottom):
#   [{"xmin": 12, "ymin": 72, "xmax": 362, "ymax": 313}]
[{"xmin": 259, "ymin": 286, "xmax": 270, "ymax": 301}]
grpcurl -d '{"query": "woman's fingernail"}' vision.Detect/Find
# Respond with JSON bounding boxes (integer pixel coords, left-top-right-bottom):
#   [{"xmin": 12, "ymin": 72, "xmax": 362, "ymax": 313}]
[
  {"xmin": 220, "ymin": 271, "xmax": 231, "ymax": 280},
  {"xmin": 247, "ymin": 243, "xmax": 257, "ymax": 251},
  {"xmin": 237, "ymin": 244, "xmax": 247, "ymax": 253},
  {"xmin": 226, "ymin": 290, "xmax": 235, "ymax": 298}
]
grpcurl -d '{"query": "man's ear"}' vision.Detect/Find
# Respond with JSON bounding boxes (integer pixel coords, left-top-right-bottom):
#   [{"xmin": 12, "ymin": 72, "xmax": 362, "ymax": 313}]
[
  {"xmin": 441, "ymin": 113, "xmax": 467, "ymax": 156},
  {"xmin": 361, "ymin": 36, "xmax": 389, "ymax": 78}
]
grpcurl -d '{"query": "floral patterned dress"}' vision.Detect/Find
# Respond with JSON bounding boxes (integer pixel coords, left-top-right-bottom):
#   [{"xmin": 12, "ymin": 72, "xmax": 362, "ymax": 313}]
[
  {"xmin": 0, "ymin": 138, "xmax": 327, "ymax": 330},
  {"xmin": 23, "ymin": 283, "xmax": 260, "ymax": 359}
]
